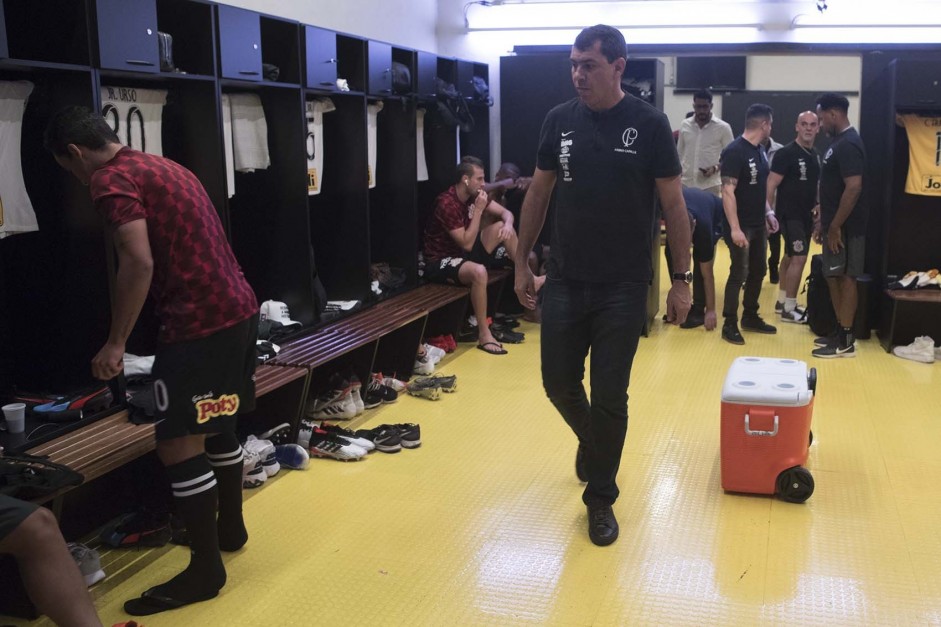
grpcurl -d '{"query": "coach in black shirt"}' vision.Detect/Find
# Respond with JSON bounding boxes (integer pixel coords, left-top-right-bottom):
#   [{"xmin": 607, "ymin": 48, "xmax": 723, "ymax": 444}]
[
  {"xmin": 812, "ymin": 93, "xmax": 867, "ymax": 359},
  {"xmin": 719, "ymin": 103, "xmax": 780, "ymax": 345},
  {"xmin": 514, "ymin": 25, "xmax": 691, "ymax": 547}
]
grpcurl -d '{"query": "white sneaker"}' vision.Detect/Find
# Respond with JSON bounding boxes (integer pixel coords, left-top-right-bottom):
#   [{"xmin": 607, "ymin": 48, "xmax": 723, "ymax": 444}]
[
  {"xmin": 424, "ymin": 343, "xmax": 445, "ymax": 364},
  {"xmin": 308, "ymin": 428, "xmax": 368, "ymax": 461},
  {"xmin": 379, "ymin": 374, "xmax": 408, "ymax": 393},
  {"xmin": 350, "ymin": 376, "xmax": 365, "ymax": 416},
  {"xmin": 243, "ymin": 435, "xmax": 280, "ymax": 477},
  {"xmin": 68, "ymin": 543, "xmax": 105, "ymax": 587},
  {"xmin": 241, "ymin": 447, "xmax": 268, "ymax": 488},
  {"xmin": 780, "ymin": 306, "xmax": 807, "ymax": 324},
  {"xmin": 307, "ymin": 387, "xmax": 357, "ymax": 420},
  {"xmin": 892, "ymin": 336, "xmax": 936, "ymax": 364},
  {"xmin": 414, "ymin": 353, "xmax": 435, "ymax": 375}
]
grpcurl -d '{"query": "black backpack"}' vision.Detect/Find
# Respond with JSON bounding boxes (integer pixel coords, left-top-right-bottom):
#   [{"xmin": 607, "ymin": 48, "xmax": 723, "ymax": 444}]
[
  {"xmin": 435, "ymin": 77, "xmax": 474, "ymax": 132},
  {"xmin": 803, "ymin": 254, "xmax": 837, "ymax": 337}
]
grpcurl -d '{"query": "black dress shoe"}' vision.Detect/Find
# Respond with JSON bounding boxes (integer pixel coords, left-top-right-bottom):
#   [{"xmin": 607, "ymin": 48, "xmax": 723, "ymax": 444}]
[
  {"xmin": 722, "ymin": 324, "xmax": 745, "ymax": 345},
  {"xmin": 680, "ymin": 313, "xmax": 704, "ymax": 329},
  {"xmin": 575, "ymin": 444, "xmax": 588, "ymax": 482},
  {"xmin": 741, "ymin": 315, "xmax": 777, "ymax": 334},
  {"xmin": 586, "ymin": 501, "xmax": 619, "ymax": 546}
]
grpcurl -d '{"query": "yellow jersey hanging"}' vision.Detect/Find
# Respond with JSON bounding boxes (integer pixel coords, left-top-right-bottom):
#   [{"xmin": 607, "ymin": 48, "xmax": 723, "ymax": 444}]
[{"xmin": 898, "ymin": 113, "xmax": 941, "ymax": 196}]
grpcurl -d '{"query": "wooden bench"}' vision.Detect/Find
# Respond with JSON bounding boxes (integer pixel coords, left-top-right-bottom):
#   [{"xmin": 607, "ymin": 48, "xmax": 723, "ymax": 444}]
[{"xmin": 878, "ymin": 289, "xmax": 941, "ymax": 351}]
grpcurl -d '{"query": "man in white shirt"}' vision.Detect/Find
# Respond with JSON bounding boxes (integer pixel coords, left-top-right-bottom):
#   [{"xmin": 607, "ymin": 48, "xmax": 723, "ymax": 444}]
[{"xmin": 677, "ymin": 89, "xmax": 734, "ymax": 197}]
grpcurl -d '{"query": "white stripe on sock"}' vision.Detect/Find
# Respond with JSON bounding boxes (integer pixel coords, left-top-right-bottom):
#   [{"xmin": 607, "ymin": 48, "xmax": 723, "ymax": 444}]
[
  {"xmin": 173, "ymin": 477, "xmax": 218, "ymax": 498},
  {"xmin": 207, "ymin": 449, "xmax": 243, "ymax": 467},
  {"xmin": 172, "ymin": 470, "xmax": 216, "ymax": 489}
]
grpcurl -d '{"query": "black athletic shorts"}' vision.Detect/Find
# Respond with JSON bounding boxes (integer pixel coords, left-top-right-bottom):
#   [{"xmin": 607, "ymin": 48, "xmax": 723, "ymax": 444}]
[
  {"xmin": 470, "ymin": 236, "xmax": 511, "ymax": 269},
  {"xmin": 0, "ymin": 494, "xmax": 38, "ymax": 542},
  {"xmin": 782, "ymin": 218, "xmax": 812, "ymax": 258},
  {"xmin": 822, "ymin": 231, "xmax": 866, "ymax": 278},
  {"xmin": 152, "ymin": 314, "xmax": 258, "ymax": 440},
  {"xmin": 424, "ymin": 256, "xmax": 470, "ymax": 285}
]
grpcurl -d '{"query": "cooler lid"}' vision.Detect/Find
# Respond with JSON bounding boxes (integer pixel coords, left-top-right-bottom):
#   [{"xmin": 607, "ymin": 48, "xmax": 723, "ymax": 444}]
[{"xmin": 721, "ymin": 356, "xmax": 813, "ymax": 406}]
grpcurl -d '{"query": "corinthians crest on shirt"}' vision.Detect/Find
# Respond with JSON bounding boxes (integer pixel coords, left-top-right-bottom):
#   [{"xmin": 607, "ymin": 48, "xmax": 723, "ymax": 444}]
[{"xmin": 615, "ymin": 127, "xmax": 638, "ymax": 154}]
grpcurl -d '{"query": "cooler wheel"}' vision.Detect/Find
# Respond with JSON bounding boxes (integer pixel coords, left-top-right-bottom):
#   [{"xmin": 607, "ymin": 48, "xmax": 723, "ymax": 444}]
[{"xmin": 776, "ymin": 466, "xmax": 814, "ymax": 503}]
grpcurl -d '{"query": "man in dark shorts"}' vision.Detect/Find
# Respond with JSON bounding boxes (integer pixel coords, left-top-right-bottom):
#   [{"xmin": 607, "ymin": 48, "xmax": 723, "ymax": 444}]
[
  {"xmin": 514, "ymin": 25, "xmax": 691, "ymax": 546},
  {"xmin": 45, "ymin": 106, "xmax": 258, "ymax": 616},
  {"xmin": 719, "ymin": 103, "xmax": 780, "ymax": 345},
  {"xmin": 423, "ymin": 156, "xmax": 543, "ymax": 354},
  {"xmin": 812, "ymin": 93, "xmax": 867, "ymax": 358},
  {"xmin": 0, "ymin": 495, "xmax": 102, "ymax": 625},
  {"xmin": 767, "ymin": 111, "xmax": 821, "ymax": 323}
]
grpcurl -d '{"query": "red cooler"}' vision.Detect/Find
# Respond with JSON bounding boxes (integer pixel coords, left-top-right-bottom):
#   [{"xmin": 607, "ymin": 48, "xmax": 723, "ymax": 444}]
[{"xmin": 720, "ymin": 357, "xmax": 817, "ymax": 503}]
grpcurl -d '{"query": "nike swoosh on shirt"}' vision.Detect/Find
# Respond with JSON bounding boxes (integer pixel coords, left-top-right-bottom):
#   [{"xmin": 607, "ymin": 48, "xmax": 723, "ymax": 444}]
[
  {"xmin": 561, "ymin": 131, "xmax": 575, "ymax": 137},
  {"xmin": 829, "ymin": 265, "xmax": 842, "ymax": 271}
]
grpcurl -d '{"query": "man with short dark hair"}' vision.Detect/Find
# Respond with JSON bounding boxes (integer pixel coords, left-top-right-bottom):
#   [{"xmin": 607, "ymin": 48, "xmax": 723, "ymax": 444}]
[
  {"xmin": 423, "ymin": 156, "xmax": 541, "ymax": 354},
  {"xmin": 768, "ymin": 111, "xmax": 821, "ymax": 323},
  {"xmin": 514, "ymin": 24, "xmax": 692, "ymax": 547},
  {"xmin": 45, "ymin": 106, "xmax": 258, "ymax": 616},
  {"xmin": 812, "ymin": 93, "xmax": 866, "ymax": 358},
  {"xmin": 677, "ymin": 89, "xmax": 734, "ymax": 197},
  {"xmin": 719, "ymin": 103, "xmax": 780, "ymax": 345}
]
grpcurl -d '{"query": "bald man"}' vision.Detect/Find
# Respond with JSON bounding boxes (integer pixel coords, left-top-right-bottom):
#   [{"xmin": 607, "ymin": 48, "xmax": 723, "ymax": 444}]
[{"xmin": 766, "ymin": 111, "xmax": 821, "ymax": 323}]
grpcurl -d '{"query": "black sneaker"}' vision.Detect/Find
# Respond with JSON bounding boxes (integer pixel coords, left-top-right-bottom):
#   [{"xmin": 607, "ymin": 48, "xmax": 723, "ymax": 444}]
[
  {"xmin": 812, "ymin": 342, "xmax": 856, "ymax": 359},
  {"xmin": 575, "ymin": 444, "xmax": 588, "ymax": 483},
  {"xmin": 586, "ymin": 499, "xmax": 619, "ymax": 546},
  {"xmin": 741, "ymin": 315, "xmax": 777, "ymax": 334},
  {"xmin": 774, "ymin": 300, "xmax": 784, "ymax": 313},
  {"xmin": 354, "ymin": 425, "xmax": 402, "ymax": 453},
  {"xmin": 814, "ymin": 332, "xmax": 838, "ymax": 347},
  {"xmin": 722, "ymin": 323, "xmax": 745, "ymax": 345},
  {"xmin": 258, "ymin": 422, "xmax": 292, "ymax": 445},
  {"xmin": 364, "ymin": 375, "xmax": 398, "ymax": 409},
  {"xmin": 387, "ymin": 423, "xmax": 421, "ymax": 448}
]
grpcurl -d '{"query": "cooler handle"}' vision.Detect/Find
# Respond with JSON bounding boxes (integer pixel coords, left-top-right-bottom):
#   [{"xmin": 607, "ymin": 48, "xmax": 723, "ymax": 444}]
[{"xmin": 744, "ymin": 412, "xmax": 779, "ymax": 437}]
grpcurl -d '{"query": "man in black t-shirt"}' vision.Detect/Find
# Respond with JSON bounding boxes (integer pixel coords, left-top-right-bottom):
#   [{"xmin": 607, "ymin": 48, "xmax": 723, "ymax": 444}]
[
  {"xmin": 514, "ymin": 25, "xmax": 691, "ymax": 547},
  {"xmin": 719, "ymin": 103, "xmax": 780, "ymax": 344},
  {"xmin": 767, "ymin": 111, "xmax": 821, "ymax": 324},
  {"xmin": 812, "ymin": 93, "xmax": 867, "ymax": 359}
]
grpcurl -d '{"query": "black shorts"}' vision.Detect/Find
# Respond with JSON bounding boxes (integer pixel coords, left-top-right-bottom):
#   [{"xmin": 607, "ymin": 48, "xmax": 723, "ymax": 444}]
[
  {"xmin": 782, "ymin": 219, "xmax": 812, "ymax": 257},
  {"xmin": 424, "ymin": 256, "xmax": 470, "ymax": 285},
  {"xmin": 0, "ymin": 494, "xmax": 38, "ymax": 542},
  {"xmin": 470, "ymin": 236, "xmax": 511, "ymax": 269},
  {"xmin": 152, "ymin": 315, "xmax": 258, "ymax": 440}
]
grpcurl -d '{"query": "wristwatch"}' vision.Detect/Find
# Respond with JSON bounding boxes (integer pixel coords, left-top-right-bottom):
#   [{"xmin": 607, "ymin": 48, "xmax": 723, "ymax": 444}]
[{"xmin": 672, "ymin": 271, "xmax": 693, "ymax": 284}]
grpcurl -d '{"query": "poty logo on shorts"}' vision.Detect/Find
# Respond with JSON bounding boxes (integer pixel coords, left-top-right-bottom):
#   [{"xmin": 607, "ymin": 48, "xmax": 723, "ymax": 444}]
[{"xmin": 195, "ymin": 394, "xmax": 240, "ymax": 424}]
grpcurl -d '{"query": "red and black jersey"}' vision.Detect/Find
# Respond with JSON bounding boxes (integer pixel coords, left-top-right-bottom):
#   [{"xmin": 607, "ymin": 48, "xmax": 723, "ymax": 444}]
[
  {"xmin": 90, "ymin": 148, "xmax": 257, "ymax": 343},
  {"xmin": 423, "ymin": 186, "xmax": 471, "ymax": 261}
]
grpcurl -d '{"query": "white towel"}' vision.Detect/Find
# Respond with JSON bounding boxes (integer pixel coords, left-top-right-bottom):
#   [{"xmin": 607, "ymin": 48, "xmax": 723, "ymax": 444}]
[
  {"xmin": 0, "ymin": 80, "xmax": 38, "ymax": 239},
  {"xmin": 416, "ymin": 108, "xmax": 429, "ymax": 182},
  {"xmin": 229, "ymin": 93, "xmax": 270, "ymax": 173},
  {"xmin": 306, "ymin": 97, "xmax": 336, "ymax": 195},
  {"xmin": 220, "ymin": 93, "xmax": 236, "ymax": 198},
  {"xmin": 367, "ymin": 101, "xmax": 384, "ymax": 189}
]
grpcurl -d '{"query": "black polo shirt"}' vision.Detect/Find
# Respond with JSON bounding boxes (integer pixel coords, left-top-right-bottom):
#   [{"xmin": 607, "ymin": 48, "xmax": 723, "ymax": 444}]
[
  {"xmin": 820, "ymin": 127, "xmax": 867, "ymax": 233},
  {"xmin": 720, "ymin": 136, "xmax": 769, "ymax": 229},
  {"xmin": 771, "ymin": 141, "xmax": 820, "ymax": 222},
  {"xmin": 536, "ymin": 94, "xmax": 681, "ymax": 283}
]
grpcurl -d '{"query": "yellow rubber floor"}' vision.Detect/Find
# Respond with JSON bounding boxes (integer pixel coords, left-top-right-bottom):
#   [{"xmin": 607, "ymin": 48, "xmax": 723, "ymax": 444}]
[{"xmin": 16, "ymin": 243, "xmax": 941, "ymax": 626}]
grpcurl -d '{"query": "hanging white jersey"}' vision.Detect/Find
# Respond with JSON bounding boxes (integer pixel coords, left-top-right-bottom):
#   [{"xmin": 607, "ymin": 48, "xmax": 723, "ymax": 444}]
[
  {"xmin": 0, "ymin": 80, "xmax": 38, "ymax": 239},
  {"xmin": 898, "ymin": 113, "xmax": 941, "ymax": 196},
  {"xmin": 100, "ymin": 86, "xmax": 167, "ymax": 156},
  {"xmin": 306, "ymin": 98, "xmax": 336, "ymax": 195},
  {"xmin": 416, "ymin": 108, "xmax": 429, "ymax": 182},
  {"xmin": 220, "ymin": 93, "xmax": 236, "ymax": 198},
  {"xmin": 228, "ymin": 92, "xmax": 270, "ymax": 173},
  {"xmin": 366, "ymin": 101, "xmax": 383, "ymax": 189}
]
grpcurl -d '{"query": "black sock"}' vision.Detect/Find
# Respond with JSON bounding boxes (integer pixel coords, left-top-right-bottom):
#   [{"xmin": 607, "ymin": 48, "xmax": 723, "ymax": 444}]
[
  {"xmin": 206, "ymin": 432, "xmax": 247, "ymax": 551},
  {"xmin": 152, "ymin": 454, "xmax": 226, "ymax": 601},
  {"xmin": 840, "ymin": 326, "xmax": 854, "ymax": 349}
]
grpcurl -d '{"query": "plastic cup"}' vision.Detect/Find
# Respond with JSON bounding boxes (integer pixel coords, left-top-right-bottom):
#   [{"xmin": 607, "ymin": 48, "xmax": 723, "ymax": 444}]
[{"xmin": 2, "ymin": 403, "xmax": 26, "ymax": 434}]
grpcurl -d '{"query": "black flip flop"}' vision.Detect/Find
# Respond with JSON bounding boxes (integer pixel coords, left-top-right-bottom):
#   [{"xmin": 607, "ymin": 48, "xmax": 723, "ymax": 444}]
[
  {"xmin": 124, "ymin": 586, "xmax": 218, "ymax": 616},
  {"xmin": 477, "ymin": 342, "xmax": 508, "ymax": 355}
]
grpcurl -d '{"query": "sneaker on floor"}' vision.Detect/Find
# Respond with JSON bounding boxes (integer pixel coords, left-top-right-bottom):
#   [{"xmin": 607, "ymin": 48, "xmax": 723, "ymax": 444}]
[
  {"xmin": 274, "ymin": 443, "xmax": 310, "ymax": 469},
  {"xmin": 388, "ymin": 423, "xmax": 421, "ymax": 449},
  {"xmin": 722, "ymin": 323, "xmax": 745, "ymax": 345},
  {"xmin": 68, "ymin": 542, "xmax": 105, "ymax": 587},
  {"xmin": 424, "ymin": 343, "xmax": 446, "ymax": 364},
  {"xmin": 812, "ymin": 342, "xmax": 856, "ymax": 359},
  {"xmin": 378, "ymin": 373, "xmax": 408, "ymax": 393},
  {"xmin": 258, "ymin": 422, "xmax": 292, "ymax": 445},
  {"xmin": 308, "ymin": 429, "xmax": 368, "ymax": 461},
  {"xmin": 307, "ymin": 386, "xmax": 357, "ymax": 420},
  {"xmin": 319, "ymin": 423, "xmax": 376, "ymax": 451},
  {"xmin": 814, "ymin": 331, "xmax": 839, "ymax": 347},
  {"xmin": 99, "ymin": 508, "xmax": 171, "ymax": 548},
  {"xmin": 364, "ymin": 375, "xmax": 398, "ymax": 409},
  {"xmin": 297, "ymin": 418, "xmax": 316, "ymax": 449},
  {"xmin": 774, "ymin": 300, "xmax": 784, "ymax": 313},
  {"xmin": 243, "ymin": 435, "xmax": 279, "ymax": 477},
  {"xmin": 350, "ymin": 374, "xmax": 365, "ymax": 416},
  {"xmin": 406, "ymin": 377, "xmax": 442, "ymax": 400},
  {"xmin": 241, "ymin": 447, "xmax": 268, "ymax": 488},
  {"xmin": 411, "ymin": 374, "xmax": 457, "ymax": 393},
  {"xmin": 413, "ymin": 352, "xmax": 435, "ymax": 375},
  {"xmin": 892, "ymin": 336, "xmax": 936, "ymax": 363},
  {"xmin": 741, "ymin": 315, "xmax": 777, "ymax": 334},
  {"xmin": 354, "ymin": 425, "xmax": 403, "ymax": 453},
  {"xmin": 780, "ymin": 307, "xmax": 808, "ymax": 324}
]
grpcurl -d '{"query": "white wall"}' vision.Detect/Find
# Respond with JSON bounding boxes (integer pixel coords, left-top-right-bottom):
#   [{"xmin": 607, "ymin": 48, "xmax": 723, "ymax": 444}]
[{"xmin": 215, "ymin": 0, "xmax": 438, "ymax": 52}]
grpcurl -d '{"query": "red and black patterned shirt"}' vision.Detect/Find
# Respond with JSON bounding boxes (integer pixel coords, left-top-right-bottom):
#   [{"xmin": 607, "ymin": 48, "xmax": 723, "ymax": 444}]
[
  {"xmin": 90, "ymin": 148, "xmax": 257, "ymax": 343},
  {"xmin": 423, "ymin": 186, "xmax": 471, "ymax": 261}
]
